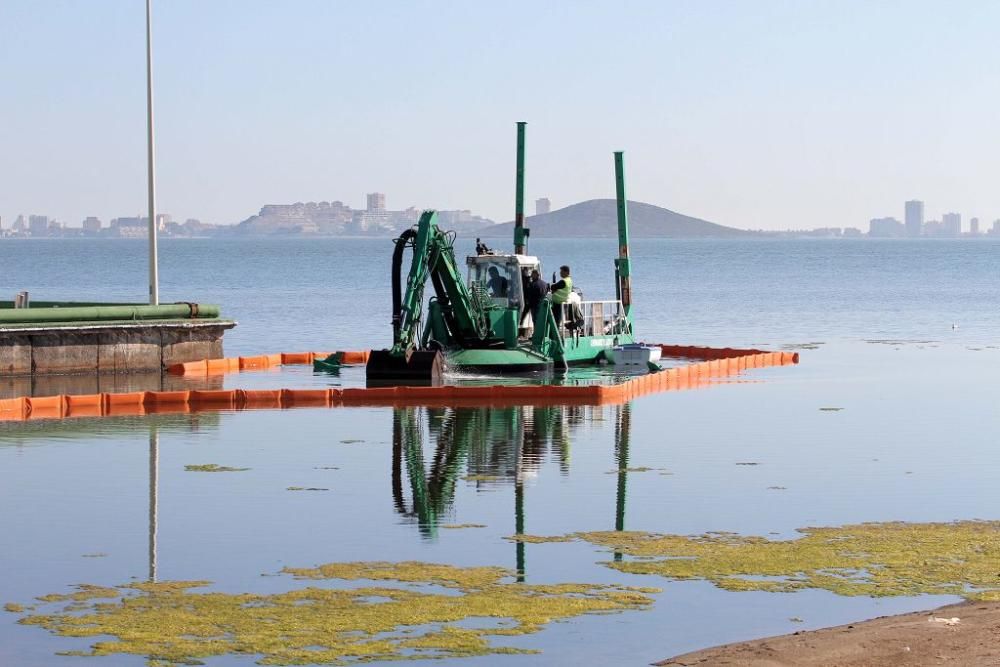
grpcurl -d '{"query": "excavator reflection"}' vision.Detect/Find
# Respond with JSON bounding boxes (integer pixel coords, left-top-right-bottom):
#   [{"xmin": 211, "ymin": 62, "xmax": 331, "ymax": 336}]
[{"xmin": 391, "ymin": 402, "xmax": 634, "ymax": 580}]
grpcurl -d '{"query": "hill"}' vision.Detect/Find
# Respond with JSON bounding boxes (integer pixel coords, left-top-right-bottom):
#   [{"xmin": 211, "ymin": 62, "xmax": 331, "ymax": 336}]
[{"xmin": 481, "ymin": 199, "xmax": 756, "ymax": 238}]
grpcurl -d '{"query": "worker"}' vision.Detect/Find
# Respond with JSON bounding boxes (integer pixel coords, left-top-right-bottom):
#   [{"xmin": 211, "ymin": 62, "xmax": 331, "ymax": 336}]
[
  {"xmin": 549, "ymin": 265, "xmax": 572, "ymax": 327},
  {"xmin": 487, "ymin": 266, "xmax": 508, "ymax": 297},
  {"xmin": 521, "ymin": 269, "xmax": 549, "ymax": 326},
  {"xmin": 476, "ymin": 238, "xmax": 491, "ymax": 256}
]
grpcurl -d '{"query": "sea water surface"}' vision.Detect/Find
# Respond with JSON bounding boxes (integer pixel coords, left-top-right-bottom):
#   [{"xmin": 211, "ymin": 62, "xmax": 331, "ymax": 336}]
[{"xmin": 1, "ymin": 238, "xmax": 998, "ymax": 665}]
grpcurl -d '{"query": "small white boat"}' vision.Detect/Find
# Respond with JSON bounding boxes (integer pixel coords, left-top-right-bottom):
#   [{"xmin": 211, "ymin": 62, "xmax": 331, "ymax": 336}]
[{"xmin": 611, "ymin": 343, "xmax": 661, "ymax": 366}]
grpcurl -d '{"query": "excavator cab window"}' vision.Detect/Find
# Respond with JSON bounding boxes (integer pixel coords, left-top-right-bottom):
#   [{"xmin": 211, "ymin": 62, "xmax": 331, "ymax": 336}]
[{"xmin": 469, "ymin": 260, "xmax": 521, "ymax": 309}]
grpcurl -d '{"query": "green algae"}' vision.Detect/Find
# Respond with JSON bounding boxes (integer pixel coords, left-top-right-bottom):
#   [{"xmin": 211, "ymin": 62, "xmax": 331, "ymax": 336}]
[
  {"xmin": 13, "ymin": 561, "xmax": 656, "ymax": 665},
  {"xmin": 462, "ymin": 474, "xmax": 503, "ymax": 482},
  {"xmin": 286, "ymin": 486, "xmax": 328, "ymax": 492},
  {"xmin": 36, "ymin": 584, "xmax": 120, "ymax": 603},
  {"xmin": 819, "ymin": 407, "xmax": 844, "ymax": 412},
  {"xmin": 566, "ymin": 521, "xmax": 1000, "ymax": 600},
  {"xmin": 184, "ymin": 464, "xmax": 249, "ymax": 473},
  {"xmin": 604, "ymin": 466, "xmax": 655, "ymax": 474},
  {"xmin": 504, "ymin": 534, "xmax": 575, "ymax": 544},
  {"xmin": 782, "ymin": 342, "xmax": 824, "ymax": 350},
  {"xmin": 441, "ymin": 523, "xmax": 487, "ymax": 530}
]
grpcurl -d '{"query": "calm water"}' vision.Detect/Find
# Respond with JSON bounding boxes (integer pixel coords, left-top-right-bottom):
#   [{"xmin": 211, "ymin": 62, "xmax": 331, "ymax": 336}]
[
  {"xmin": 2, "ymin": 237, "xmax": 998, "ymax": 350},
  {"xmin": 1, "ymin": 238, "xmax": 999, "ymax": 665}
]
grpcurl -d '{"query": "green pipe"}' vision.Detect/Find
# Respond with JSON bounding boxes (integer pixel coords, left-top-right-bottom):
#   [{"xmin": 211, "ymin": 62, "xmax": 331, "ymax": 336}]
[
  {"xmin": 0, "ymin": 303, "xmax": 220, "ymax": 324},
  {"xmin": 514, "ymin": 121, "xmax": 528, "ymax": 254},
  {"xmin": 614, "ymin": 151, "xmax": 632, "ymax": 317}
]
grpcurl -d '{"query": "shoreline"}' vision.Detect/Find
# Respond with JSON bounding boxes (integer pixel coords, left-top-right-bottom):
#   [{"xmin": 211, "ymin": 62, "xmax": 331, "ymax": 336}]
[{"xmin": 657, "ymin": 600, "xmax": 1000, "ymax": 666}]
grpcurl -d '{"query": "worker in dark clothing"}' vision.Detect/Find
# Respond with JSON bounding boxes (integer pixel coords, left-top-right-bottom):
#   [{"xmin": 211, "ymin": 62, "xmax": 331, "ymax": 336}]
[
  {"xmin": 549, "ymin": 265, "xmax": 572, "ymax": 328},
  {"xmin": 521, "ymin": 269, "xmax": 549, "ymax": 326}
]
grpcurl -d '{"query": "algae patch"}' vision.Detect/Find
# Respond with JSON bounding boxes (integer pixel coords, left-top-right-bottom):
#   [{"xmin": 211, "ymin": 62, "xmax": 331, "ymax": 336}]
[
  {"xmin": 4, "ymin": 602, "xmax": 25, "ymax": 613},
  {"xmin": 462, "ymin": 474, "xmax": 503, "ymax": 482},
  {"xmin": 12, "ymin": 561, "xmax": 656, "ymax": 665},
  {"xmin": 504, "ymin": 534, "xmax": 575, "ymax": 544},
  {"xmin": 286, "ymin": 486, "xmax": 329, "ymax": 492},
  {"xmin": 184, "ymin": 464, "xmax": 249, "ymax": 473},
  {"xmin": 441, "ymin": 524, "xmax": 487, "ymax": 530},
  {"xmin": 568, "ymin": 521, "xmax": 1000, "ymax": 601}
]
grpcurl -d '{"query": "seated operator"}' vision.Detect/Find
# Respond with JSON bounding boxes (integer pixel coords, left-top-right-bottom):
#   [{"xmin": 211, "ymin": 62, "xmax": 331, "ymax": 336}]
[{"xmin": 487, "ymin": 266, "xmax": 509, "ymax": 298}]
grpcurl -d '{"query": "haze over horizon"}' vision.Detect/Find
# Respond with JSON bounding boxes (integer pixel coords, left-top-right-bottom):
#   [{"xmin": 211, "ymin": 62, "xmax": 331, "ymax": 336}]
[{"xmin": 3, "ymin": 1, "xmax": 1000, "ymax": 230}]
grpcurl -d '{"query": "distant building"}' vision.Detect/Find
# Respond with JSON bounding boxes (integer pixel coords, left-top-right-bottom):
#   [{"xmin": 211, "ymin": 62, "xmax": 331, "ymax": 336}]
[
  {"xmin": 904, "ymin": 200, "xmax": 924, "ymax": 237},
  {"xmin": 924, "ymin": 220, "xmax": 942, "ymax": 236},
  {"xmin": 82, "ymin": 217, "xmax": 102, "ymax": 234},
  {"xmin": 13, "ymin": 215, "xmax": 26, "ymax": 233},
  {"xmin": 843, "ymin": 227, "xmax": 863, "ymax": 237},
  {"xmin": 535, "ymin": 198, "xmax": 551, "ymax": 215},
  {"xmin": 942, "ymin": 212, "xmax": 961, "ymax": 237},
  {"xmin": 155, "ymin": 213, "xmax": 171, "ymax": 231},
  {"xmin": 28, "ymin": 215, "xmax": 49, "ymax": 236},
  {"xmin": 992, "ymin": 220, "xmax": 1000, "ymax": 236},
  {"xmin": 366, "ymin": 192, "xmax": 386, "ymax": 213},
  {"xmin": 111, "ymin": 216, "xmax": 148, "ymax": 238},
  {"xmin": 969, "ymin": 217, "xmax": 980, "ymax": 236},
  {"xmin": 868, "ymin": 217, "xmax": 903, "ymax": 238}
]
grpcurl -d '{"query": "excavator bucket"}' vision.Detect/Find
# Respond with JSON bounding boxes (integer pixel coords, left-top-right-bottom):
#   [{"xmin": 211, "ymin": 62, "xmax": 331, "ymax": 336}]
[{"xmin": 366, "ymin": 349, "xmax": 445, "ymax": 384}]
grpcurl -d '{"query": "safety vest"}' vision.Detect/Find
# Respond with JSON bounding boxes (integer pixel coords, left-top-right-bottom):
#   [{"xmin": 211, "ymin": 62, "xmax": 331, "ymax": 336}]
[{"xmin": 552, "ymin": 276, "xmax": 573, "ymax": 304}]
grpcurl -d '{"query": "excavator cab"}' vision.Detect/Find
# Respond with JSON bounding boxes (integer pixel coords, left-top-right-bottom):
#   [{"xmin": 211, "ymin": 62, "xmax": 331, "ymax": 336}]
[{"xmin": 466, "ymin": 254, "xmax": 540, "ymax": 310}]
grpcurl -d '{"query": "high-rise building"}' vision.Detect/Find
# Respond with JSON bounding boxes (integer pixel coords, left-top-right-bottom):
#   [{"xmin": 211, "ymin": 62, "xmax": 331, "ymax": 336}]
[
  {"xmin": 969, "ymin": 217, "xmax": 980, "ymax": 236},
  {"xmin": 13, "ymin": 215, "xmax": 26, "ymax": 232},
  {"xmin": 942, "ymin": 212, "xmax": 961, "ymax": 237},
  {"xmin": 904, "ymin": 200, "xmax": 924, "ymax": 237},
  {"xmin": 535, "ymin": 198, "xmax": 551, "ymax": 215},
  {"xmin": 366, "ymin": 193, "xmax": 386, "ymax": 213},
  {"xmin": 28, "ymin": 215, "xmax": 49, "ymax": 236},
  {"xmin": 82, "ymin": 216, "xmax": 102, "ymax": 233}
]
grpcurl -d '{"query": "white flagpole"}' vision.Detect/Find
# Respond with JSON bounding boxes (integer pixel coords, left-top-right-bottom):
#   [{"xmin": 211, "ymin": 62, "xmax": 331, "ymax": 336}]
[{"xmin": 145, "ymin": 0, "xmax": 159, "ymax": 305}]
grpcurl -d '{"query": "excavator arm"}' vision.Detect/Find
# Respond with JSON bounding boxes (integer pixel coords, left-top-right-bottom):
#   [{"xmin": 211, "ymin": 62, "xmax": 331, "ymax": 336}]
[{"xmin": 369, "ymin": 211, "xmax": 491, "ymax": 381}]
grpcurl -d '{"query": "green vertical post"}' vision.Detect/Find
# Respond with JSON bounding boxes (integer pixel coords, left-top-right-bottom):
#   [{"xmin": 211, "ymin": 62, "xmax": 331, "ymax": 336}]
[
  {"xmin": 514, "ymin": 122, "xmax": 528, "ymax": 254},
  {"xmin": 614, "ymin": 151, "xmax": 632, "ymax": 318}
]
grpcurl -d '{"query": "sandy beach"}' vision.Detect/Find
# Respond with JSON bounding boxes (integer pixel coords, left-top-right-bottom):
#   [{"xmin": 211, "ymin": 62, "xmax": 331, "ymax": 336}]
[{"xmin": 657, "ymin": 600, "xmax": 1000, "ymax": 666}]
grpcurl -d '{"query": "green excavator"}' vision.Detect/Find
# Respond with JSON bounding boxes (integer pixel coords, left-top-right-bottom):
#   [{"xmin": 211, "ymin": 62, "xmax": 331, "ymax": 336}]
[
  {"xmin": 334, "ymin": 123, "xmax": 638, "ymax": 383},
  {"xmin": 364, "ymin": 208, "xmax": 567, "ymax": 381}
]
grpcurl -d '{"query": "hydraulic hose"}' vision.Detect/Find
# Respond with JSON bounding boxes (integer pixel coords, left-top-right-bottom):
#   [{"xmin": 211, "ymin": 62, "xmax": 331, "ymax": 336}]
[{"xmin": 391, "ymin": 229, "xmax": 418, "ymax": 343}]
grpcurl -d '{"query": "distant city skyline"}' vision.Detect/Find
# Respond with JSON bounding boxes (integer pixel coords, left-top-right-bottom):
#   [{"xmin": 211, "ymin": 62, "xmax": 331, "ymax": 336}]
[
  {"xmin": 3, "ymin": 2, "xmax": 1000, "ymax": 230},
  {"xmin": 868, "ymin": 199, "xmax": 1000, "ymax": 238}
]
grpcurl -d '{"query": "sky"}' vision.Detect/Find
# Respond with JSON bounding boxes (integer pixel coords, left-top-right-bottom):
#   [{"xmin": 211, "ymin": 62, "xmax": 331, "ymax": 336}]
[{"xmin": 2, "ymin": 0, "xmax": 1000, "ymax": 231}]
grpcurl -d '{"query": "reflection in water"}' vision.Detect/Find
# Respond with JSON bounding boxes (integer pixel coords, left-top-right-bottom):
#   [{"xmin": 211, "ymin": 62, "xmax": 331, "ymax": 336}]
[
  {"xmin": 8, "ymin": 404, "xmax": 662, "ymax": 666},
  {"xmin": 148, "ymin": 426, "xmax": 158, "ymax": 583},
  {"xmin": 0, "ymin": 412, "xmax": 221, "ymax": 446},
  {"xmin": 392, "ymin": 403, "xmax": 635, "ymax": 577},
  {"xmin": 614, "ymin": 402, "xmax": 630, "ymax": 563},
  {"xmin": 0, "ymin": 371, "xmax": 225, "ymax": 400}
]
